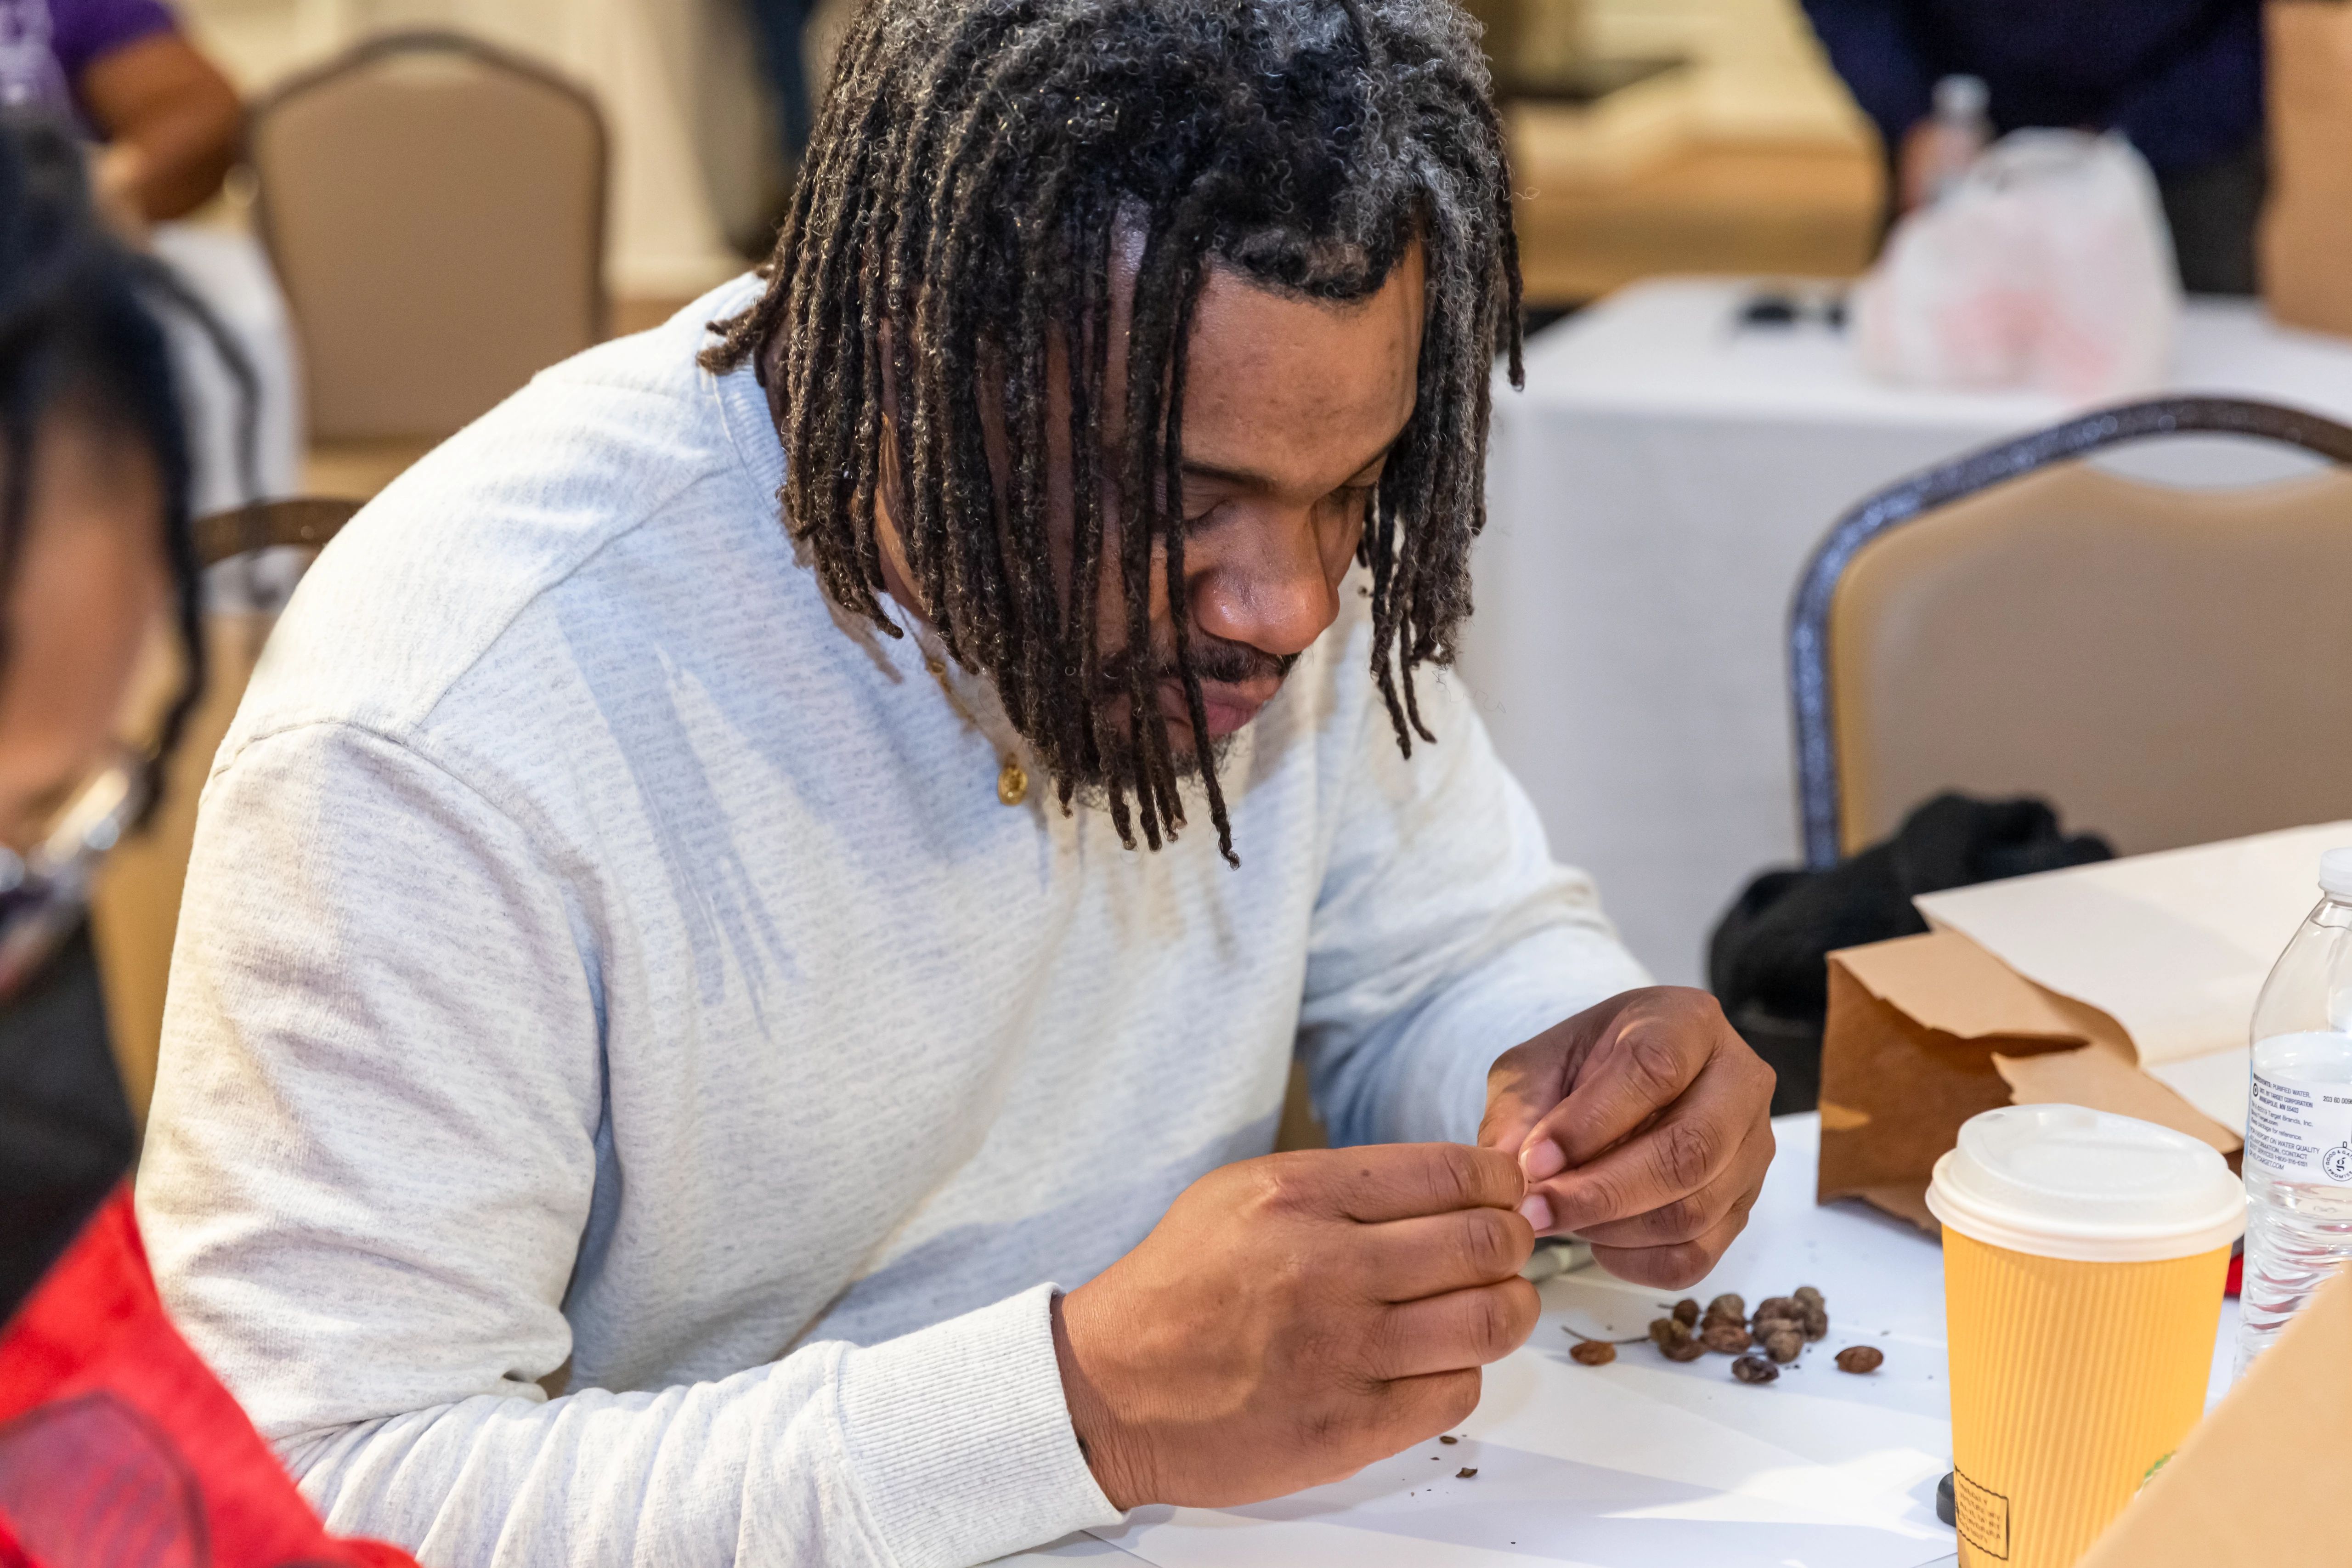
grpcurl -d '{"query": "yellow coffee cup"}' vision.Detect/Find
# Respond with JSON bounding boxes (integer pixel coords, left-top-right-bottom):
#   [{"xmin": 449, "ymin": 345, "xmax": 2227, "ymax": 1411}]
[{"xmin": 1927, "ymin": 1105, "xmax": 2242, "ymax": 1568}]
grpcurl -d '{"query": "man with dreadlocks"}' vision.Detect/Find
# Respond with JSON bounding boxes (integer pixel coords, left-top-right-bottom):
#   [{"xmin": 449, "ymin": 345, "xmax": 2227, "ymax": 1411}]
[{"xmin": 139, "ymin": 0, "xmax": 1775, "ymax": 1559}]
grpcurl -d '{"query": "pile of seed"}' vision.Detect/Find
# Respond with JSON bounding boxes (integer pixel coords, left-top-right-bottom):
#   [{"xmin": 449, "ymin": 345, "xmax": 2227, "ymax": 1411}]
[{"xmin": 1594, "ymin": 1285, "xmax": 1883, "ymax": 1385}]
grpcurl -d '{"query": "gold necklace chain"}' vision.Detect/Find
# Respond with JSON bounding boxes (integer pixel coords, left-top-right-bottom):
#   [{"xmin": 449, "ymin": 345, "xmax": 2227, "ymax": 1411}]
[{"xmin": 917, "ymin": 647, "xmax": 1029, "ymax": 807}]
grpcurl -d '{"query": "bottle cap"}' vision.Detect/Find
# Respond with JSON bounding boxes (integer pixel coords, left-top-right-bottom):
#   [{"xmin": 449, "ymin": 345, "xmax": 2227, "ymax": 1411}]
[
  {"xmin": 1933, "ymin": 74, "xmax": 1989, "ymax": 120},
  {"xmin": 2320, "ymin": 847, "xmax": 2352, "ymax": 900},
  {"xmin": 1926, "ymin": 1104, "xmax": 2244, "ymax": 1262}
]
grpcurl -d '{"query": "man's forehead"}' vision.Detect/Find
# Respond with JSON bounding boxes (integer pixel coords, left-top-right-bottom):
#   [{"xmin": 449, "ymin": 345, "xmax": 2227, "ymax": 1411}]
[{"xmin": 1172, "ymin": 246, "xmax": 1425, "ymax": 497}]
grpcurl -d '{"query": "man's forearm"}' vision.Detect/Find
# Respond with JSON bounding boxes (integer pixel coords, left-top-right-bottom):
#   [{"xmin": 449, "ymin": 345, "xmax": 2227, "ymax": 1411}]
[{"xmin": 283, "ymin": 1286, "xmax": 1115, "ymax": 1568}]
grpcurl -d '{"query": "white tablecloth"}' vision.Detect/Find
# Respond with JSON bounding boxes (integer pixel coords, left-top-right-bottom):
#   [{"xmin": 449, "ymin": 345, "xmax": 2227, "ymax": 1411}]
[
  {"xmin": 150, "ymin": 221, "xmax": 303, "ymax": 519},
  {"xmin": 1002, "ymin": 1109, "xmax": 2229, "ymax": 1561},
  {"xmin": 1457, "ymin": 280, "xmax": 2352, "ymax": 985},
  {"xmin": 1010, "ymin": 1114, "xmax": 2236, "ymax": 1568}
]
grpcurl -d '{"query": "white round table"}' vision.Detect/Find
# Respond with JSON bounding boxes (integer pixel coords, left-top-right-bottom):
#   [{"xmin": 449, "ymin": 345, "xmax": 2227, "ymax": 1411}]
[
  {"xmin": 1455, "ymin": 280, "xmax": 2352, "ymax": 986},
  {"xmin": 1009, "ymin": 1113, "xmax": 2237, "ymax": 1568}
]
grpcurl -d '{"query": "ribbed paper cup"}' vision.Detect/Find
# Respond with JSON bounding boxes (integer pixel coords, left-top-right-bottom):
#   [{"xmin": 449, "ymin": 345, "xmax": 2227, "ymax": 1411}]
[{"xmin": 1927, "ymin": 1106, "xmax": 2242, "ymax": 1568}]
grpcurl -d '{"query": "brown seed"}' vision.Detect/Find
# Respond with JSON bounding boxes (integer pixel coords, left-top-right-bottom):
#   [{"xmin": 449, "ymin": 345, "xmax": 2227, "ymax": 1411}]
[
  {"xmin": 1673, "ymin": 1298, "xmax": 1701, "ymax": 1328},
  {"xmin": 1731, "ymin": 1354, "xmax": 1779, "ymax": 1384},
  {"xmin": 1649, "ymin": 1317, "xmax": 1690, "ymax": 1348},
  {"xmin": 1706, "ymin": 1293, "xmax": 1745, "ymax": 1320},
  {"xmin": 1570, "ymin": 1339, "xmax": 1617, "ymax": 1366},
  {"xmin": 1752, "ymin": 1296, "xmax": 1795, "ymax": 1325},
  {"xmin": 1792, "ymin": 1285, "xmax": 1824, "ymax": 1312},
  {"xmin": 1440, "ymin": 1434, "xmax": 1459, "ymax": 1444},
  {"xmin": 1661, "ymin": 1334, "xmax": 1708, "ymax": 1362},
  {"xmin": 1800, "ymin": 1305, "xmax": 1829, "ymax": 1342},
  {"xmin": 1457, "ymin": 1467, "xmax": 1478, "ymax": 1479},
  {"xmin": 1835, "ymin": 1345, "xmax": 1884, "ymax": 1374},
  {"xmin": 1699, "ymin": 1322, "xmax": 1752, "ymax": 1354},
  {"xmin": 1764, "ymin": 1328, "xmax": 1803, "ymax": 1363}
]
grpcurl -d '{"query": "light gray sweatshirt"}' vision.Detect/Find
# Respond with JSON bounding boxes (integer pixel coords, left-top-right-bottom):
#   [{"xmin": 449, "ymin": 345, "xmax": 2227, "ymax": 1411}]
[{"xmin": 136, "ymin": 277, "xmax": 1650, "ymax": 1568}]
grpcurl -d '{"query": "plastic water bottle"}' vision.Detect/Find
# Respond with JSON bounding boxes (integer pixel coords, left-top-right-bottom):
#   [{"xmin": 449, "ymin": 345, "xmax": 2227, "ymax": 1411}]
[
  {"xmin": 1911, "ymin": 74, "xmax": 1991, "ymax": 207},
  {"xmin": 2234, "ymin": 847, "xmax": 2352, "ymax": 1375}
]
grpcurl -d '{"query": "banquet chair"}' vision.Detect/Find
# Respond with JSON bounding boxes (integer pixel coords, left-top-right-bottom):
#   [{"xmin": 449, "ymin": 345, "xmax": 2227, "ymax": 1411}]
[
  {"xmin": 1789, "ymin": 396, "xmax": 2352, "ymax": 870},
  {"xmin": 88, "ymin": 498, "xmax": 362, "ymax": 1127},
  {"xmin": 248, "ymin": 31, "xmax": 607, "ymax": 450}
]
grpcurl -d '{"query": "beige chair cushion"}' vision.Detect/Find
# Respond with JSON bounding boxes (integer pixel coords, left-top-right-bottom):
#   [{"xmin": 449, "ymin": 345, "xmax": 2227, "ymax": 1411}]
[
  {"xmin": 1829, "ymin": 460, "xmax": 2352, "ymax": 856},
  {"xmin": 252, "ymin": 40, "xmax": 605, "ymax": 442}
]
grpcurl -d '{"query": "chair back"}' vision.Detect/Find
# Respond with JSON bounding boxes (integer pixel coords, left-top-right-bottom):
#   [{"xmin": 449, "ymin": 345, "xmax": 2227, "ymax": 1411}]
[
  {"xmin": 1791, "ymin": 398, "xmax": 2352, "ymax": 867},
  {"xmin": 88, "ymin": 499, "xmax": 361, "ymax": 1124},
  {"xmin": 249, "ymin": 31, "xmax": 607, "ymax": 442}
]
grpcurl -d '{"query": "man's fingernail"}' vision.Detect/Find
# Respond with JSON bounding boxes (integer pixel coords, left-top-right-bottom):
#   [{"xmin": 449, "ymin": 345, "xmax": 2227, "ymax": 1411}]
[
  {"xmin": 1521, "ymin": 1139, "xmax": 1566, "ymax": 1182},
  {"xmin": 1518, "ymin": 1193, "xmax": 1554, "ymax": 1232}
]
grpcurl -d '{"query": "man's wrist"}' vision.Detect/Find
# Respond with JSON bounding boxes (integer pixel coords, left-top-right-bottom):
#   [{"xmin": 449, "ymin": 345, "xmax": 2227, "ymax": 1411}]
[{"xmin": 1051, "ymin": 1285, "xmax": 1146, "ymax": 1511}]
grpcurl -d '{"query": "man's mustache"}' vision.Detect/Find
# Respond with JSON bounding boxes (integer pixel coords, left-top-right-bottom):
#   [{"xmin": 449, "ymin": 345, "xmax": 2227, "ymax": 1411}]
[{"xmin": 1096, "ymin": 638, "xmax": 1297, "ymax": 696}]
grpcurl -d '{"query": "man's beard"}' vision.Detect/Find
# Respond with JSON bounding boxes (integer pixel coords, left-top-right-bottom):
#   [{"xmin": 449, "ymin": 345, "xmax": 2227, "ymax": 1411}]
[{"xmin": 1056, "ymin": 634, "xmax": 1296, "ymax": 798}]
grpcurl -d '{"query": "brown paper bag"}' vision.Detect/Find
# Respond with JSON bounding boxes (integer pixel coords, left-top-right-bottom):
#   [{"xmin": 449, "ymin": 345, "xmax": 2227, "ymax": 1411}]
[
  {"xmin": 2078, "ymin": 1269, "xmax": 2352, "ymax": 1567},
  {"xmin": 2261, "ymin": 1, "xmax": 2352, "ymax": 336},
  {"xmin": 1816, "ymin": 930, "xmax": 2239, "ymax": 1229}
]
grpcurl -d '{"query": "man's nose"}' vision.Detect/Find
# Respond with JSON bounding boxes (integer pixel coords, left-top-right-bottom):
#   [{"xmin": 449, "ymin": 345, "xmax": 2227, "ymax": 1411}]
[{"xmin": 1187, "ymin": 510, "xmax": 1340, "ymax": 661}]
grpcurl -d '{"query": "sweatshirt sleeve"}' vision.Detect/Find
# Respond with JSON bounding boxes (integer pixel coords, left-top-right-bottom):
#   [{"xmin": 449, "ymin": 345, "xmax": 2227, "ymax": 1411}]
[
  {"xmin": 1296, "ymin": 670, "xmax": 1651, "ymax": 1150},
  {"xmin": 136, "ymin": 722, "xmax": 1115, "ymax": 1568}
]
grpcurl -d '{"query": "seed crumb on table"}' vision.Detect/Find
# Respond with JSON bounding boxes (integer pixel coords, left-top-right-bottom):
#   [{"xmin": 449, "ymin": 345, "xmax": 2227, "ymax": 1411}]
[{"xmin": 1457, "ymin": 1467, "xmax": 1477, "ymax": 1479}]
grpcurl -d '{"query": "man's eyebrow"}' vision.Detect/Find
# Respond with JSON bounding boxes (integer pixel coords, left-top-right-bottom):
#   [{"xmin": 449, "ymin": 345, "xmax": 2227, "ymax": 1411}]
[{"xmin": 1180, "ymin": 439, "xmax": 1397, "ymax": 492}]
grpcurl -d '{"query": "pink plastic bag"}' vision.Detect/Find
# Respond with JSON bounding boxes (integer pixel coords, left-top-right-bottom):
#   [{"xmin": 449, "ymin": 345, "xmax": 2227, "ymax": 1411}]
[{"xmin": 1853, "ymin": 130, "xmax": 2180, "ymax": 400}]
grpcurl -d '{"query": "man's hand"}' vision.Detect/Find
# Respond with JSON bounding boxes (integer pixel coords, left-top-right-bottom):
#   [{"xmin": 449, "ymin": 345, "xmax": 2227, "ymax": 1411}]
[
  {"xmin": 1054, "ymin": 1143, "xmax": 1538, "ymax": 1510},
  {"xmin": 1481, "ymin": 987, "xmax": 1775, "ymax": 1291}
]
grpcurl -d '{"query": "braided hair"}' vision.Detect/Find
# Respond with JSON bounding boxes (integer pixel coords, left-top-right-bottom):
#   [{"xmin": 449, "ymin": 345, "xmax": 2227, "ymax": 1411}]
[
  {"xmin": 0, "ymin": 114, "xmax": 208, "ymax": 813},
  {"xmin": 705, "ymin": 0, "xmax": 1521, "ymax": 862}
]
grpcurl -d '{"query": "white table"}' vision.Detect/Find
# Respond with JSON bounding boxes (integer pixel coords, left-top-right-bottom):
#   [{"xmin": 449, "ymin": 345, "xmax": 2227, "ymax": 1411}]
[
  {"xmin": 1457, "ymin": 280, "xmax": 2352, "ymax": 985},
  {"xmin": 1009, "ymin": 1114, "xmax": 2240, "ymax": 1568},
  {"xmin": 150, "ymin": 222, "xmax": 304, "ymax": 519}
]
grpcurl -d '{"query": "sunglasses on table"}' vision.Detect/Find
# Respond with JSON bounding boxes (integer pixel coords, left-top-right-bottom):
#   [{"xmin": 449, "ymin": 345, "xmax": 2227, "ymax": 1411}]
[{"xmin": 0, "ymin": 751, "xmax": 148, "ymax": 1002}]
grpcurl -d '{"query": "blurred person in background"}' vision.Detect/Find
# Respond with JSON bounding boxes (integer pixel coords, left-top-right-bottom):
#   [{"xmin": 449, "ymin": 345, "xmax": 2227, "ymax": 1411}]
[
  {"xmin": 0, "ymin": 114, "xmax": 411, "ymax": 1568},
  {"xmin": 742, "ymin": 0, "xmax": 816, "ymax": 185},
  {"xmin": 0, "ymin": 0, "xmax": 241, "ymax": 234},
  {"xmin": 1800, "ymin": 0, "xmax": 2266, "ymax": 294}
]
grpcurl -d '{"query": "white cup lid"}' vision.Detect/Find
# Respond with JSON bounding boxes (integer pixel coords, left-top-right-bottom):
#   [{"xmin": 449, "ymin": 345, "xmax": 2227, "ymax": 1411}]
[
  {"xmin": 1925, "ymin": 1104, "xmax": 2245, "ymax": 1262},
  {"xmin": 2319, "ymin": 847, "xmax": 2352, "ymax": 900}
]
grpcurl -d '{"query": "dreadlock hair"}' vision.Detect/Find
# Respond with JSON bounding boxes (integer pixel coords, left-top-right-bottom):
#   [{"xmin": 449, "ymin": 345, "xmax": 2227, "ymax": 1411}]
[
  {"xmin": 0, "ymin": 113, "xmax": 209, "ymax": 818},
  {"xmin": 704, "ymin": 0, "xmax": 1523, "ymax": 864}
]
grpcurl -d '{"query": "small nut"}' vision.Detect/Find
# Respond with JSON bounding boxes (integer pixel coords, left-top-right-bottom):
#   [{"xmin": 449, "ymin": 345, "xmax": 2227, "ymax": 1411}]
[
  {"xmin": 1706, "ymin": 1293, "xmax": 1745, "ymax": 1320},
  {"xmin": 1764, "ymin": 1328, "xmax": 1803, "ymax": 1363},
  {"xmin": 1699, "ymin": 1322, "xmax": 1753, "ymax": 1354},
  {"xmin": 1672, "ymin": 1298, "xmax": 1701, "ymax": 1328},
  {"xmin": 1835, "ymin": 1345, "xmax": 1884, "ymax": 1374},
  {"xmin": 1731, "ymin": 1354, "xmax": 1779, "ymax": 1384},
  {"xmin": 1800, "ymin": 1305, "xmax": 1829, "ymax": 1342},
  {"xmin": 1570, "ymin": 1339, "xmax": 1617, "ymax": 1366},
  {"xmin": 1752, "ymin": 1296, "xmax": 1795, "ymax": 1325},
  {"xmin": 1792, "ymin": 1285, "xmax": 1824, "ymax": 1312},
  {"xmin": 1660, "ymin": 1334, "xmax": 1708, "ymax": 1362},
  {"xmin": 1649, "ymin": 1317, "xmax": 1688, "ymax": 1348}
]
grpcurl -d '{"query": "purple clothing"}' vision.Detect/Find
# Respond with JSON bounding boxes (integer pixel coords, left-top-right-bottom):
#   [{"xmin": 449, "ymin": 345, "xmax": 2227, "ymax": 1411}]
[
  {"xmin": 0, "ymin": 0, "xmax": 178, "ymax": 125},
  {"xmin": 1798, "ymin": 0, "xmax": 2262, "ymax": 177}
]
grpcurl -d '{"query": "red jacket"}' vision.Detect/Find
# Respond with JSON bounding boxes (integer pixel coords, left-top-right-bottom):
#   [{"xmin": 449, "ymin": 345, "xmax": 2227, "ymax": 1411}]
[{"xmin": 0, "ymin": 1188, "xmax": 418, "ymax": 1568}]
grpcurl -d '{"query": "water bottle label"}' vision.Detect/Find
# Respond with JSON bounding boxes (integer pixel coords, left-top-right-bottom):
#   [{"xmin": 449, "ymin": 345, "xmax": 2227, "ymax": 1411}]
[{"xmin": 2246, "ymin": 1069, "xmax": 2352, "ymax": 1183}]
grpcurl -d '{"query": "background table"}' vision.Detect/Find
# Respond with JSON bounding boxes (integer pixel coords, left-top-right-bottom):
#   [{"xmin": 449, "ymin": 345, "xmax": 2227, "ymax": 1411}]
[
  {"xmin": 1007, "ymin": 1114, "xmax": 2240, "ymax": 1567},
  {"xmin": 151, "ymin": 221, "xmax": 305, "ymax": 519},
  {"xmin": 1457, "ymin": 280, "xmax": 2352, "ymax": 986}
]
